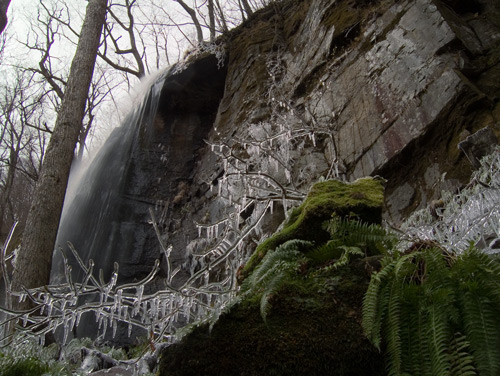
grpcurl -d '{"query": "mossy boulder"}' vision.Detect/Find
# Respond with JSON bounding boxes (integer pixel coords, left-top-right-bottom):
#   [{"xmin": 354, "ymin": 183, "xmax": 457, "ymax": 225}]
[
  {"xmin": 242, "ymin": 177, "xmax": 385, "ymax": 278},
  {"xmin": 158, "ymin": 178, "xmax": 386, "ymax": 375},
  {"xmin": 158, "ymin": 258, "xmax": 385, "ymax": 376}
]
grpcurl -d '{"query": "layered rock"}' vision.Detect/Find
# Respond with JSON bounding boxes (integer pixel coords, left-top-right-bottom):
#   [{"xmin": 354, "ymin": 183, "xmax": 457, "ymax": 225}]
[
  {"xmin": 158, "ymin": 0, "xmax": 500, "ymax": 304},
  {"xmin": 193, "ymin": 0, "xmax": 500, "ymax": 227}
]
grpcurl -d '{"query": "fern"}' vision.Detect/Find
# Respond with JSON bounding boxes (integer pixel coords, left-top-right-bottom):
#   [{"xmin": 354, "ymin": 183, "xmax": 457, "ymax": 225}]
[
  {"xmin": 362, "ymin": 258, "xmax": 398, "ymax": 348},
  {"xmin": 449, "ymin": 333, "xmax": 477, "ymax": 376},
  {"xmin": 241, "ymin": 239, "xmax": 311, "ymax": 322},
  {"xmin": 426, "ymin": 292, "xmax": 452, "ymax": 376},
  {"xmin": 452, "ymin": 248, "xmax": 500, "ymax": 376},
  {"xmin": 305, "ymin": 239, "xmax": 343, "ymax": 264},
  {"xmin": 330, "ymin": 246, "xmax": 364, "ymax": 269},
  {"xmin": 325, "ymin": 216, "xmax": 396, "ymax": 255},
  {"xmin": 385, "ymin": 276, "xmax": 403, "ymax": 376},
  {"xmin": 306, "ymin": 217, "xmax": 395, "ymax": 271},
  {"xmin": 458, "ymin": 290, "xmax": 500, "ymax": 376},
  {"xmin": 362, "ymin": 247, "xmax": 500, "ymax": 375}
]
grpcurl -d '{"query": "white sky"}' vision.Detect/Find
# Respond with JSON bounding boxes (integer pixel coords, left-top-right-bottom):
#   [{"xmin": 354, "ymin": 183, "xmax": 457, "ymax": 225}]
[{"xmin": 1, "ymin": 0, "xmax": 253, "ymax": 155}]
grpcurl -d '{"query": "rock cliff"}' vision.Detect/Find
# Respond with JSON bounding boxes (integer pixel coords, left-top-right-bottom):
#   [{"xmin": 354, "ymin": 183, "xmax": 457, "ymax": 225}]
[
  {"xmin": 151, "ymin": 0, "xmax": 500, "ymax": 373},
  {"xmin": 162, "ymin": 0, "xmax": 500, "ymax": 278},
  {"xmin": 55, "ymin": 0, "xmax": 500, "ymax": 353}
]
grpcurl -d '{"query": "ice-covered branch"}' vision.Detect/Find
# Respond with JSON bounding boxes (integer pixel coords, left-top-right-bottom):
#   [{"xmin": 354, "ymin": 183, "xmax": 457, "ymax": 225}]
[{"xmin": 401, "ymin": 147, "xmax": 500, "ymax": 254}]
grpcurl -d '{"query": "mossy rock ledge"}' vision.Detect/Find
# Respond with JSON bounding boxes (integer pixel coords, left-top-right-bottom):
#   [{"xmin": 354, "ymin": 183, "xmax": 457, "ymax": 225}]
[
  {"xmin": 158, "ymin": 178, "xmax": 386, "ymax": 376},
  {"xmin": 243, "ymin": 177, "xmax": 385, "ymax": 277}
]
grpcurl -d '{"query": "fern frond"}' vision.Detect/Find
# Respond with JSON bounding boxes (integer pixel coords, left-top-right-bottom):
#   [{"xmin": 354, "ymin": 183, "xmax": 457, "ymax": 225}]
[
  {"xmin": 426, "ymin": 296, "xmax": 452, "ymax": 376},
  {"xmin": 243, "ymin": 239, "xmax": 311, "ymax": 294},
  {"xmin": 385, "ymin": 276, "xmax": 403, "ymax": 376},
  {"xmin": 460, "ymin": 292, "xmax": 500, "ymax": 376},
  {"xmin": 331, "ymin": 246, "xmax": 363, "ymax": 269},
  {"xmin": 259, "ymin": 270, "xmax": 288, "ymax": 323},
  {"xmin": 326, "ymin": 217, "xmax": 396, "ymax": 254},
  {"xmin": 242, "ymin": 239, "xmax": 311, "ymax": 321},
  {"xmin": 362, "ymin": 260, "xmax": 397, "ymax": 348},
  {"xmin": 305, "ymin": 239, "xmax": 342, "ymax": 263},
  {"xmin": 404, "ymin": 299, "xmax": 432, "ymax": 375},
  {"xmin": 449, "ymin": 333, "xmax": 477, "ymax": 376}
]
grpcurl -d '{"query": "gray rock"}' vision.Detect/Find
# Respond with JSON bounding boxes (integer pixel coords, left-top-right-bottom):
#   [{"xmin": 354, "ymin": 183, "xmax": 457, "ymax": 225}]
[{"xmin": 458, "ymin": 127, "xmax": 499, "ymax": 168}]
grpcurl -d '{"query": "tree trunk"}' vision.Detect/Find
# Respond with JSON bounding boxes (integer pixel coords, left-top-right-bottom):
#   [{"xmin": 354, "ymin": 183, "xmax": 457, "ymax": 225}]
[
  {"xmin": 11, "ymin": 0, "xmax": 108, "ymax": 295},
  {"xmin": 0, "ymin": 0, "xmax": 10, "ymax": 34},
  {"xmin": 208, "ymin": 0, "xmax": 215, "ymax": 42},
  {"xmin": 0, "ymin": 146, "xmax": 19, "ymax": 235}
]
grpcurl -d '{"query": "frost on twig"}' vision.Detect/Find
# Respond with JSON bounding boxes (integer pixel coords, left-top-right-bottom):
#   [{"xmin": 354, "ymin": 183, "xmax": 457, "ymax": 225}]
[
  {"xmin": 0, "ymin": 44, "xmax": 347, "ymax": 350},
  {"xmin": 401, "ymin": 147, "xmax": 500, "ymax": 254},
  {"xmin": 0, "ymin": 233, "xmax": 238, "ymax": 347}
]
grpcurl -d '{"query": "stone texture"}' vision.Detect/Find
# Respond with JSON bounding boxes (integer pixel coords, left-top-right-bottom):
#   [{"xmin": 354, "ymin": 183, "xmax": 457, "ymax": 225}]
[
  {"xmin": 193, "ymin": 0, "xmax": 500, "ymax": 229},
  {"xmin": 458, "ymin": 126, "xmax": 499, "ymax": 168},
  {"xmin": 54, "ymin": 0, "xmax": 500, "ymax": 348}
]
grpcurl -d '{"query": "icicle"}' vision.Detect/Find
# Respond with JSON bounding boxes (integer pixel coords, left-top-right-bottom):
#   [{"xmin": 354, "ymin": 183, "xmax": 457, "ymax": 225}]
[
  {"xmin": 161, "ymin": 299, "xmax": 167, "ymax": 317},
  {"xmin": 128, "ymin": 321, "xmax": 133, "ymax": 337},
  {"xmin": 76, "ymin": 311, "xmax": 82, "ymax": 327},
  {"xmin": 102, "ymin": 316, "xmax": 108, "ymax": 338},
  {"xmin": 142, "ymin": 302, "xmax": 148, "ymax": 323},
  {"xmin": 18, "ymin": 293, "xmax": 26, "ymax": 303},
  {"xmin": 63, "ymin": 323, "xmax": 70, "ymax": 345},
  {"xmin": 47, "ymin": 297, "xmax": 53, "ymax": 317},
  {"xmin": 270, "ymin": 200, "xmax": 274, "ymax": 215},
  {"xmin": 22, "ymin": 313, "xmax": 28, "ymax": 327},
  {"xmin": 137, "ymin": 285, "xmax": 144, "ymax": 304},
  {"xmin": 112, "ymin": 319, "xmax": 118, "ymax": 338}
]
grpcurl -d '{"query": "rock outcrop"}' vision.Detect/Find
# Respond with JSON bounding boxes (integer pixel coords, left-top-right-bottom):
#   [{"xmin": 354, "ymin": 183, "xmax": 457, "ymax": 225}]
[
  {"xmin": 153, "ymin": 0, "xmax": 500, "ymax": 373},
  {"xmin": 54, "ymin": 0, "xmax": 500, "ymax": 353},
  {"xmin": 166, "ymin": 0, "xmax": 500, "ymax": 278}
]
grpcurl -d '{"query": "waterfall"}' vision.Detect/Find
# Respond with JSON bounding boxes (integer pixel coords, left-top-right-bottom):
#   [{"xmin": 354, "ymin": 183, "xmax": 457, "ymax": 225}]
[
  {"xmin": 48, "ymin": 54, "xmax": 227, "ymax": 344},
  {"xmin": 51, "ymin": 71, "xmax": 166, "ymax": 286}
]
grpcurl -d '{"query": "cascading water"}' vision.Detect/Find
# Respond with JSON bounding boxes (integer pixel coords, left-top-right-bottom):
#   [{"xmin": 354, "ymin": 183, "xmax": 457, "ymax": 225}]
[
  {"xmin": 46, "ymin": 53, "xmax": 228, "ymax": 344},
  {"xmin": 51, "ymin": 72, "xmax": 166, "ymax": 287},
  {"xmin": 49, "ymin": 72, "xmax": 167, "ymax": 343}
]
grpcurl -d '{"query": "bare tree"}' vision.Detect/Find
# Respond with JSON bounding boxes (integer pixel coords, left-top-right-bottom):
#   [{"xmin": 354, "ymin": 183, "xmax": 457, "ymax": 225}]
[
  {"xmin": 19, "ymin": 1, "xmax": 116, "ymax": 161},
  {"xmin": 174, "ymin": 0, "xmax": 204, "ymax": 44},
  {"xmin": 11, "ymin": 0, "xmax": 108, "ymax": 295},
  {"xmin": 99, "ymin": 0, "xmax": 146, "ymax": 79},
  {"xmin": 0, "ymin": 70, "xmax": 48, "ymax": 238}
]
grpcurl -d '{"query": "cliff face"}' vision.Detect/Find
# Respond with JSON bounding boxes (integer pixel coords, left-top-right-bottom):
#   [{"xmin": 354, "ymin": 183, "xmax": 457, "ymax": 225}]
[
  {"xmin": 206, "ymin": 0, "xmax": 499, "ymax": 218},
  {"xmin": 58, "ymin": 0, "xmax": 499, "ymax": 349},
  {"xmin": 164, "ymin": 0, "xmax": 500, "ymax": 272},
  {"xmin": 151, "ymin": 0, "xmax": 500, "ymax": 372}
]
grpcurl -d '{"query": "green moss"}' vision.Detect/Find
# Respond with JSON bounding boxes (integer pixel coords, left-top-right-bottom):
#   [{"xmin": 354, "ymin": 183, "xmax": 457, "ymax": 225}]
[
  {"xmin": 159, "ymin": 259, "xmax": 385, "ymax": 376},
  {"xmin": 242, "ymin": 178, "xmax": 384, "ymax": 278},
  {"xmin": 321, "ymin": 0, "xmax": 360, "ymax": 31},
  {"xmin": 0, "ymin": 357, "xmax": 50, "ymax": 376}
]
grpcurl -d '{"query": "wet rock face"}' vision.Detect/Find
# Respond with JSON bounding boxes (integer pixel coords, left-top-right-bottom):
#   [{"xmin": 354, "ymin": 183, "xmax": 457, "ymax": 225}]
[
  {"xmin": 190, "ymin": 0, "xmax": 500, "ymax": 230},
  {"xmin": 120, "ymin": 54, "xmax": 228, "ymax": 283}
]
